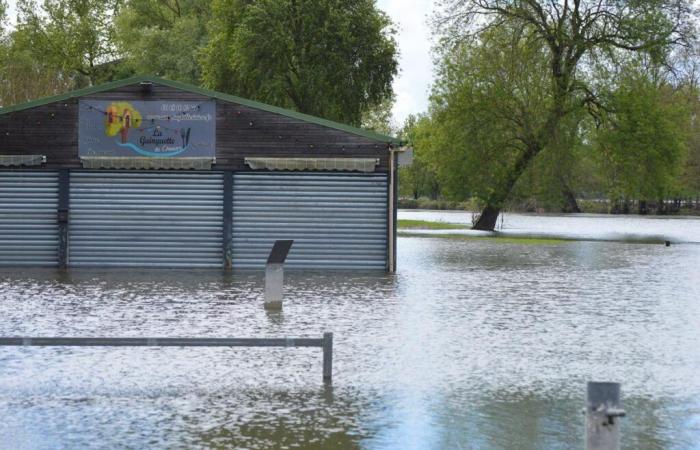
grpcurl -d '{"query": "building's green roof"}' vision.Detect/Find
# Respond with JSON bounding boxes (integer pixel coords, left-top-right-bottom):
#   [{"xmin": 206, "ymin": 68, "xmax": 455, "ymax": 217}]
[{"xmin": 0, "ymin": 75, "xmax": 400, "ymax": 145}]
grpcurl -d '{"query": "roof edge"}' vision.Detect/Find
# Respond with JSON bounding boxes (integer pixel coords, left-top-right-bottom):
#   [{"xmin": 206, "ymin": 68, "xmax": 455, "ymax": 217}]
[{"xmin": 0, "ymin": 75, "xmax": 401, "ymax": 145}]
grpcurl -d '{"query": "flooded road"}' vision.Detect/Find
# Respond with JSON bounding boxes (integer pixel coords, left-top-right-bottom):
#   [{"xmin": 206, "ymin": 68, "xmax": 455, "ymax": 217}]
[{"xmin": 1, "ymin": 212, "xmax": 699, "ymax": 449}]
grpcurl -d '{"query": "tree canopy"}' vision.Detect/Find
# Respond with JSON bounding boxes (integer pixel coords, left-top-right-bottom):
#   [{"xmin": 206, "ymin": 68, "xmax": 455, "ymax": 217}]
[
  {"xmin": 201, "ymin": 0, "xmax": 398, "ymax": 126},
  {"xmin": 15, "ymin": 0, "xmax": 121, "ymax": 86},
  {"xmin": 114, "ymin": 0, "xmax": 212, "ymax": 84},
  {"xmin": 431, "ymin": 0, "xmax": 696, "ymax": 229}
]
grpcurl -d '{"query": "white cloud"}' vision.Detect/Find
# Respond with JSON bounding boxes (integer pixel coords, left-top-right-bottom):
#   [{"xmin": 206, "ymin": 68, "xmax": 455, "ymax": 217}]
[{"xmin": 377, "ymin": 0, "xmax": 436, "ymax": 126}]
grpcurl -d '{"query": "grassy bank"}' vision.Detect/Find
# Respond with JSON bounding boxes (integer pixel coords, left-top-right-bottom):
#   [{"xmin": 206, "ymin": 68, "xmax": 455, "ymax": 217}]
[
  {"xmin": 397, "ymin": 219, "xmax": 468, "ymax": 230},
  {"xmin": 398, "ymin": 229, "xmax": 569, "ymax": 245},
  {"xmin": 397, "ymin": 219, "xmax": 568, "ymax": 244}
]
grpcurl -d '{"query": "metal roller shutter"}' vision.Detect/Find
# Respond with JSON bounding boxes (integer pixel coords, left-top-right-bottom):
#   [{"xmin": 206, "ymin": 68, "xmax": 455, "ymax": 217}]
[
  {"xmin": 233, "ymin": 172, "xmax": 388, "ymax": 270},
  {"xmin": 0, "ymin": 171, "xmax": 59, "ymax": 266},
  {"xmin": 70, "ymin": 171, "xmax": 223, "ymax": 268}
]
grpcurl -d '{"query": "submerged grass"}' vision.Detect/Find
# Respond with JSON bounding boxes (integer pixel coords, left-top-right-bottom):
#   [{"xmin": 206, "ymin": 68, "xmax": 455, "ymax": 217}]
[
  {"xmin": 398, "ymin": 231, "xmax": 570, "ymax": 245},
  {"xmin": 397, "ymin": 219, "xmax": 468, "ymax": 230}
]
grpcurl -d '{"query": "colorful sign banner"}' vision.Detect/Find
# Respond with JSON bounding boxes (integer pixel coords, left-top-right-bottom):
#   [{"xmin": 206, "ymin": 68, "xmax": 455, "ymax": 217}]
[{"xmin": 78, "ymin": 100, "xmax": 216, "ymax": 158}]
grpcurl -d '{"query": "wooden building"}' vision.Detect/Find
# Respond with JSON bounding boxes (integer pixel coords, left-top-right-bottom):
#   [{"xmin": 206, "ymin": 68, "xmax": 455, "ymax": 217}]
[{"xmin": 0, "ymin": 76, "xmax": 400, "ymax": 271}]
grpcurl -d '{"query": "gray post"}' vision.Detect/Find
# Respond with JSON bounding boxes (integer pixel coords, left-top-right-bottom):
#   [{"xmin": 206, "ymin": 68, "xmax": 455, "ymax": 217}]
[
  {"xmin": 223, "ymin": 171, "xmax": 233, "ymax": 269},
  {"xmin": 322, "ymin": 332, "xmax": 333, "ymax": 383},
  {"xmin": 264, "ymin": 240, "xmax": 294, "ymax": 310},
  {"xmin": 586, "ymin": 382, "xmax": 625, "ymax": 450},
  {"xmin": 57, "ymin": 169, "xmax": 70, "ymax": 268},
  {"xmin": 265, "ymin": 263, "xmax": 284, "ymax": 310}
]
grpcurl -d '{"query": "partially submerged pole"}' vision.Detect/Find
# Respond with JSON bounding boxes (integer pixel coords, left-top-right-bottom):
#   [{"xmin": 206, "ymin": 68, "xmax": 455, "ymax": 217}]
[
  {"xmin": 322, "ymin": 332, "xmax": 333, "ymax": 384},
  {"xmin": 586, "ymin": 382, "xmax": 626, "ymax": 450},
  {"xmin": 264, "ymin": 240, "xmax": 294, "ymax": 310}
]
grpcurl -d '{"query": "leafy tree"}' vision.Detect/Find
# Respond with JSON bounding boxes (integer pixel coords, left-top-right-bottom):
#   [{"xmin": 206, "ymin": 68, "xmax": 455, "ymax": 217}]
[
  {"xmin": 0, "ymin": 2, "xmax": 76, "ymax": 106},
  {"xmin": 361, "ymin": 95, "xmax": 396, "ymax": 136},
  {"xmin": 423, "ymin": 24, "xmax": 553, "ymax": 214},
  {"xmin": 595, "ymin": 69, "xmax": 690, "ymax": 212},
  {"xmin": 398, "ymin": 115, "xmax": 441, "ymax": 200},
  {"xmin": 436, "ymin": 0, "xmax": 695, "ymax": 229},
  {"xmin": 202, "ymin": 0, "xmax": 398, "ymax": 125},
  {"xmin": 673, "ymin": 50, "xmax": 700, "ymax": 207},
  {"xmin": 15, "ymin": 0, "xmax": 121, "ymax": 87},
  {"xmin": 114, "ymin": 0, "xmax": 212, "ymax": 84},
  {"xmin": 511, "ymin": 113, "xmax": 592, "ymax": 213},
  {"xmin": 0, "ymin": 33, "xmax": 75, "ymax": 106}
]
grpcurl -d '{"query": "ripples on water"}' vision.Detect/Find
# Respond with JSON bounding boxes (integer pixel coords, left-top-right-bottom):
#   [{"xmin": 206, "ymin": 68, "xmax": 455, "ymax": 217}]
[{"xmin": 1, "ymin": 214, "xmax": 700, "ymax": 449}]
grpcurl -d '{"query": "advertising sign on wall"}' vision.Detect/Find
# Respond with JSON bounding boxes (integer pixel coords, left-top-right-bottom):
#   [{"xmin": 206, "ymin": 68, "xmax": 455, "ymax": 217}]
[{"xmin": 78, "ymin": 100, "xmax": 216, "ymax": 158}]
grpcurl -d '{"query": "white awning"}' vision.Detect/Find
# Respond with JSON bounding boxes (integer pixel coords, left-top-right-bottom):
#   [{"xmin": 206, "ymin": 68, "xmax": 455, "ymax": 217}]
[
  {"xmin": 245, "ymin": 157, "xmax": 379, "ymax": 173},
  {"xmin": 80, "ymin": 157, "xmax": 215, "ymax": 170},
  {"xmin": 0, "ymin": 155, "xmax": 46, "ymax": 167}
]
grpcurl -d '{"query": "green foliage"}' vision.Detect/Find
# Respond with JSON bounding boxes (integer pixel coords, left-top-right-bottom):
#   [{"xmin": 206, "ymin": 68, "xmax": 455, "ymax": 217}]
[
  {"xmin": 398, "ymin": 114, "xmax": 440, "ymax": 200},
  {"xmin": 15, "ymin": 0, "xmax": 121, "ymax": 87},
  {"xmin": 114, "ymin": 0, "xmax": 212, "ymax": 84},
  {"xmin": 433, "ymin": 0, "xmax": 696, "ymax": 228},
  {"xmin": 421, "ymin": 25, "xmax": 552, "ymax": 207},
  {"xmin": 202, "ymin": 0, "xmax": 398, "ymax": 125},
  {"xmin": 0, "ymin": 36, "xmax": 74, "ymax": 106},
  {"xmin": 676, "ymin": 81, "xmax": 700, "ymax": 199},
  {"xmin": 361, "ymin": 95, "xmax": 396, "ymax": 136},
  {"xmin": 511, "ymin": 113, "xmax": 600, "ymax": 212},
  {"xmin": 596, "ymin": 72, "xmax": 690, "ymax": 202}
]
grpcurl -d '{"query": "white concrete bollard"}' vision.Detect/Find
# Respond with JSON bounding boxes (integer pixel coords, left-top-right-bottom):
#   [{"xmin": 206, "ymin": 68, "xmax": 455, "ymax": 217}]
[
  {"xmin": 264, "ymin": 262, "xmax": 284, "ymax": 310},
  {"xmin": 263, "ymin": 240, "xmax": 294, "ymax": 310}
]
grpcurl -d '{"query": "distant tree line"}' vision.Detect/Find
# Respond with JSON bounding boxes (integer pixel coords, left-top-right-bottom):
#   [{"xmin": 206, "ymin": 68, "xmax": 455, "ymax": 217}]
[
  {"xmin": 0, "ymin": 0, "xmax": 398, "ymax": 128},
  {"xmin": 399, "ymin": 0, "xmax": 700, "ymax": 227}
]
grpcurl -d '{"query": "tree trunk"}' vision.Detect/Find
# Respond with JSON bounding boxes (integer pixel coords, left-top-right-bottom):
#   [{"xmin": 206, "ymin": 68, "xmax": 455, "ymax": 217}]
[
  {"xmin": 473, "ymin": 205, "xmax": 501, "ymax": 230},
  {"xmin": 638, "ymin": 200, "xmax": 648, "ymax": 215},
  {"xmin": 622, "ymin": 200, "xmax": 630, "ymax": 214},
  {"xmin": 561, "ymin": 188, "xmax": 581, "ymax": 213}
]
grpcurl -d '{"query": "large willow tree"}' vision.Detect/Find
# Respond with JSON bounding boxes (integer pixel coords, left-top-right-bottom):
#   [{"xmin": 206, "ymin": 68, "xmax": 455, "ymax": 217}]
[
  {"xmin": 434, "ymin": 0, "xmax": 695, "ymax": 230},
  {"xmin": 202, "ymin": 0, "xmax": 398, "ymax": 126}
]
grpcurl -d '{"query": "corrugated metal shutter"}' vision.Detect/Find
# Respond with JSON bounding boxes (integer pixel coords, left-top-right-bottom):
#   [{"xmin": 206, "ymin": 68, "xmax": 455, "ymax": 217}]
[
  {"xmin": 0, "ymin": 171, "xmax": 59, "ymax": 266},
  {"xmin": 70, "ymin": 171, "xmax": 223, "ymax": 268},
  {"xmin": 233, "ymin": 172, "xmax": 388, "ymax": 269}
]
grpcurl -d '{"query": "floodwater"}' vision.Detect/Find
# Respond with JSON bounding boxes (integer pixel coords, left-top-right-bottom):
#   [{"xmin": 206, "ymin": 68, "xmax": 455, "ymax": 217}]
[{"xmin": 0, "ymin": 211, "xmax": 699, "ymax": 449}]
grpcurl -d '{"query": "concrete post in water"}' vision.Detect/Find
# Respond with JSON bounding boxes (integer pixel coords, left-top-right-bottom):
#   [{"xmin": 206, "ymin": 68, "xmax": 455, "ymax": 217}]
[
  {"xmin": 322, "ymin": 332, "xmax": 333, "ymax": 383},
  {"xmin": 586, "ymin": 382, "xmax": 626, "ymax": 450},
  {"xmin": 264, "ymin": 240, "xmax": 294, "ymax": 310}
]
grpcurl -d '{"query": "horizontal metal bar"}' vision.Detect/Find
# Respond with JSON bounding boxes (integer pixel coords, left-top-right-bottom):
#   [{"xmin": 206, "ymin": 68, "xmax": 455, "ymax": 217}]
[{"xmin": 0, "ymin": 337, "xmax": 325, "ymax": 348}]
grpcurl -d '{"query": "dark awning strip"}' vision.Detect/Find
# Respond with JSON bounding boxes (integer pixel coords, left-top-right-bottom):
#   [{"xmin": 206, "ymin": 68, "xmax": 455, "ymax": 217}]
[
  {"xmin": 0, "ymin": 155, "xmax": 46, "ymax": 167},
  {"xmin": 245, "ymin": 157, "xmax": 379, "ymax": 173},
  {"xmin": 80, "ymin": 157, "xmax": 215, "ymax": 170}
]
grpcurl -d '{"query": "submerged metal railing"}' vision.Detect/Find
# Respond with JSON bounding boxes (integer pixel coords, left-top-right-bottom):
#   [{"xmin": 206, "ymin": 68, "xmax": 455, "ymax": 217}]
[{"xmin": 0, "ymin": 333, "xmax": 334, "ymax": 383}]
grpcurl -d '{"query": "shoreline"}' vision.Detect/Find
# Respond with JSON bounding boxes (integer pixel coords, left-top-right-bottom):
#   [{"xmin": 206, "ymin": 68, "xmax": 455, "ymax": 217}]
[{"xmin": 397, "ymin": 217, "xmax": 700, "ymax": 245}]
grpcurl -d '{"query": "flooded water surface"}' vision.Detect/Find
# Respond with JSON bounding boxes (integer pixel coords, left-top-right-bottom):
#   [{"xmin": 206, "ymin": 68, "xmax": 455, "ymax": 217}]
[{"xmin": 1, "ymin": 212, "xmax": 699, "ymax": 449}]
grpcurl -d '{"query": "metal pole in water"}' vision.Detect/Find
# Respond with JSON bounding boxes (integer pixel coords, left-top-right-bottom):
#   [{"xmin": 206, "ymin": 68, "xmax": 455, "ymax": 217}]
[
  {"xmin": 586, "ymin": 382, "xmax": 626, "ymax": 450},
  {"xmin": 264, "ymin": 240, "xmax": 294, "ymax": 310},
  {"xmin": 322, "ymin": 332, "xmax": 333, "ymax": 383}
]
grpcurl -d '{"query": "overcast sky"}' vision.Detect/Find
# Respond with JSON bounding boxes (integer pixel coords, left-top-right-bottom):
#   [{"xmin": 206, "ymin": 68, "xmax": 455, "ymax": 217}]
[
  {"xmin": 377, "ymin": 0, "xmax": 436, "ymax": 126},
  {"xmin": 3, "ymin": 0, "xmax": 436, "ymax": 125}
]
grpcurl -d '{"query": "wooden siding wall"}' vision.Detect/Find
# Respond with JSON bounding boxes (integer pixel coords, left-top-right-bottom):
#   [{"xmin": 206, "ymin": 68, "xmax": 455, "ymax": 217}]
[{"xmin": 0, "ymin": 83, "xmax": 390, "ymax": 171}]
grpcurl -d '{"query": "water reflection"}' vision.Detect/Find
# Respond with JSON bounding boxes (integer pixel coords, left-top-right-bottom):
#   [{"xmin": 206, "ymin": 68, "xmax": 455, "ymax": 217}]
[
  {"xmin": 1, "ymin": 215, "xmax": 699, "ymax": 448},
  {"xmin": 191, "ymin": 388, "xmax": 369, "ymax": 450}
]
